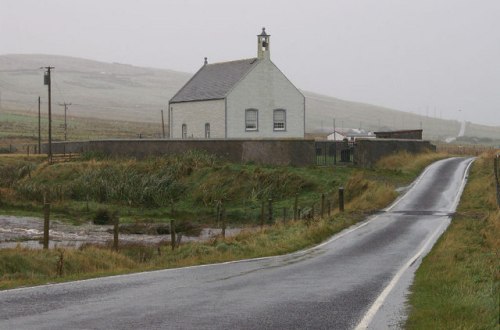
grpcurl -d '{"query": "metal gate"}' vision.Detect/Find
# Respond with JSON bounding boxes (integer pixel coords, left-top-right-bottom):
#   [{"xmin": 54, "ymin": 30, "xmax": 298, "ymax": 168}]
[{"xmin": 315, "ymin": 141, "xmax": 353, "ymax": 166}]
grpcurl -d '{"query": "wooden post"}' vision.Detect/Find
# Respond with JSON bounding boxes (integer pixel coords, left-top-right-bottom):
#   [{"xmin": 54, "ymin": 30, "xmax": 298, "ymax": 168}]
[
  {"xmin": 216, "ymin": 201, "xmax": 221, "ymax": 228},
  {"xmin": 170, "ymin": 219, "xmax": 176, "ymax": 251},
  {"xmin": 221, "ymin": 201, "xmax": 226, "ymax": 239},
  {"xmin": 268, "ymin": 198, "xmax": 273, "ymax": 224},
  {"xmin": 298, "ymin": 207, "xmax": 302, "ymax": 220},
  {"xmin": 161, "ymin": 109, "xmax": 165, "ymax": 139},
  {"xmin": 113, "ymin": 215, "xmax": 119, "ymax": 251},
  {"xmin": 339, "ymin": 187, "xmax": 345, "ymax": 212},
  {"xmin": 293, "ymin": 193, "xmax": 298, "ymax": 220},
  {"xmin": 321, "ymin": 193, "xmax": 325, "ymax": 218},
  {"xmin": 56, "ymin": 250, "xmax": 64, "ymax": 276},
  {"xmin": 38, "ymin": 96, "xmax": 41, "ymax": 154},
  {"xmin": 260, "ymin": 200, "xmax": 265, "ymax": 229},
  {"xmin": 43, "ymin": 196, "xmax": 50, "ymax": 249}
]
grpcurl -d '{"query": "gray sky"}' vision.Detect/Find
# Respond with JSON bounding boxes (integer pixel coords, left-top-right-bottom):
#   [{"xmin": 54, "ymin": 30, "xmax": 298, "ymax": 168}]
[{"xmin": 2, "ymin": 0, "xmax": 499, "ymax": 126}]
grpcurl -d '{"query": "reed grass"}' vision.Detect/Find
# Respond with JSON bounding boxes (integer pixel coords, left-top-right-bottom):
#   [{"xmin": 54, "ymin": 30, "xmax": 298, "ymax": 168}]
[{"xmin": 0, "ymin": 150, "xmax": 452, "ymax": 290}]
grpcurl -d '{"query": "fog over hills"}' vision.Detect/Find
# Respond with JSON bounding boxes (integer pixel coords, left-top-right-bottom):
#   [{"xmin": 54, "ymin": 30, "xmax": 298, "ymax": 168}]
[{"xmin": 1, "ymin": 54, "xmax": 498, "ymax": 140}]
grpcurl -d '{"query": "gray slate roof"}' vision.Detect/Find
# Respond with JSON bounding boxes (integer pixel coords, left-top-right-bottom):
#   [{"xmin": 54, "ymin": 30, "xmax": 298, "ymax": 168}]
[{"xmin": 170, "ymin": 58, "xmax": 260, "ymax": 103}]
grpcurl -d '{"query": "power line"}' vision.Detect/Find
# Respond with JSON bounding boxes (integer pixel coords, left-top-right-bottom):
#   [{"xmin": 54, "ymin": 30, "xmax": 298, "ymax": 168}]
[{"xmin": 58, "ymin": 102, "xmax": 72, "ymax": 141}]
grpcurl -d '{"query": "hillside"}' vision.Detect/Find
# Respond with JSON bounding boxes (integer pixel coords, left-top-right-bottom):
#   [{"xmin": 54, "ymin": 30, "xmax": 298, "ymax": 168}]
[{"xmin": 1, "ymin": 54, "xmax": 498, "ymax": 141}]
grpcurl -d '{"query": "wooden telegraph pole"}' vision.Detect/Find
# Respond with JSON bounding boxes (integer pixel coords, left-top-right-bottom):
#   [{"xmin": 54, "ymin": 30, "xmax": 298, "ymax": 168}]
[
  {"xmin": 42, "ymin": 66, "xmax": 54, "ymax": 163},
  {"xmin": 38, "ymin": 96, "xmax": 41, "ymax": 154},
  {"xmin": 161, "ymin": 109, "xmax": 165, "ymax": 138}
]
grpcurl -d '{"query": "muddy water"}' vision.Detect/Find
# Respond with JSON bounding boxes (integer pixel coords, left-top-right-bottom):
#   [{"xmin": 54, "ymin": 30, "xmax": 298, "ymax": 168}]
[{"xmin": 0, "ymin": 215, "xmax": 241, "ymax": 249}]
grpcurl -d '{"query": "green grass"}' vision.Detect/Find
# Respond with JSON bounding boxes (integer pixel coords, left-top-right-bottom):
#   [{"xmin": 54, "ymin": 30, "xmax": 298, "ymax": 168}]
[
  {"xmin": 0, "ymin": 150, "xmax": 451, "ymax": 290},
  {"xmin": 0, "ymin": 109, "xmax": 161, "ymax": 147},
  {"xmin": 405, "ymin": 152, "xmax": 499, "ymax": 329}
]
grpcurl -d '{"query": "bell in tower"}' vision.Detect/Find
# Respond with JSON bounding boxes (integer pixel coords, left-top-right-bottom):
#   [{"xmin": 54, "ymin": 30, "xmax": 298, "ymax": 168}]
[{"xmin": 257, "ymin": 27, "xmax": 270, "ymax": 59}]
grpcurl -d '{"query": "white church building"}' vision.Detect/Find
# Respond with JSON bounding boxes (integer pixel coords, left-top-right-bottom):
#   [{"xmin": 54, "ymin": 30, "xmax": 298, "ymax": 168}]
[{"xmin": 168, "ymin": 28, "xmax": 305, "ymax": 139}]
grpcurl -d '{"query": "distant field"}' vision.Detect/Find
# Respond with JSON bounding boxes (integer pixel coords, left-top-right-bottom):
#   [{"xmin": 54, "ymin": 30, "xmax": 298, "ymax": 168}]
[
  {"xmin": 0, "ymin": 109, "xmax": 160, "ymax": 149},
  {"xmin": 1, "ymin": 54, "xmax": 499, "ymax": 142}
]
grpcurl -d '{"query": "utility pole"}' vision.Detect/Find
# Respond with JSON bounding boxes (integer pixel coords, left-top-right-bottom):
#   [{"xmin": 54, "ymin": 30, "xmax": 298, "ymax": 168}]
[
  {"xmin": 42, "ymin": 66, "xmax": 54, "ymax": 163},
  {"xmin": 38, "ymin": 96, "xmax": 41, "ymax": 154},
  {"xmin": 333, "ymin": 118, "xmax": 336, "ymax": 165},
  {"xmin": 161, "ymin": 109, "xmax": 165, "ymax": 138},
  {"xmin": 59, "ymin": 102, "xmax": 71, "ymax": 141}
]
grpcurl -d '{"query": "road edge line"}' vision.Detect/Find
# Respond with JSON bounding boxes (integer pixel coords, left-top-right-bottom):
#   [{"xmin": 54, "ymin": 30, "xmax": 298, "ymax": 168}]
[
  {"xmin": 354, "ymin": 156, "xmax": 475, "ymax": 330},
  {"xmin": 354, "ymin": 218, "xmax": 450, "ymax": 330}
]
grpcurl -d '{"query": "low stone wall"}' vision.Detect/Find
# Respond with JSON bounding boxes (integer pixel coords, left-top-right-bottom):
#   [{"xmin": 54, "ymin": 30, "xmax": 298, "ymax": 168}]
[
  {"xmin": 354, "ymin": 139, "xmax": 436, "ymax": 168},
  {"xmin": 43, "ymin": 139, "xmax": 316, "ymax": 166}
]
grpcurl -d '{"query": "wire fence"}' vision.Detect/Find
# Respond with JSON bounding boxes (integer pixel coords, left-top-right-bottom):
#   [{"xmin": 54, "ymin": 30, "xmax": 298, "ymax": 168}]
[{"xmin": 434, "ymin": 143, "xmax": 497, "ymax": 156}]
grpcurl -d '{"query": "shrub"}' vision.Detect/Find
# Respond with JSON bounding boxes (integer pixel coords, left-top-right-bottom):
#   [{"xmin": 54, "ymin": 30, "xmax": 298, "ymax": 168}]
[{"xmin": 93, "ymin": 208, "xmax": 116, "ymax": 225}]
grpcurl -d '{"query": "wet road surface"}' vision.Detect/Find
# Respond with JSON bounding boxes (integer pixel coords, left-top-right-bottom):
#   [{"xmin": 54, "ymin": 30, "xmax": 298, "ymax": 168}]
[{"xmin": 0, "ymin": 157, "xmax": 474, "ymax": 329}]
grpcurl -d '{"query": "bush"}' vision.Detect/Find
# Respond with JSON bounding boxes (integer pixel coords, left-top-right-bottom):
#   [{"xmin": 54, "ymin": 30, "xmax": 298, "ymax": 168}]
[{"xmin": 93, "ymin": 208, "xmax": 116, "ymax": 225}]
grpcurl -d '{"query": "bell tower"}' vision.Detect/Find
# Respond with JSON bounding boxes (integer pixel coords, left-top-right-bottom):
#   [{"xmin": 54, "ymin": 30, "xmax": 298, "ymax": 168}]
[{"xmin": 257, "ymin": 27, "xmax": 270, "ymax": 60}]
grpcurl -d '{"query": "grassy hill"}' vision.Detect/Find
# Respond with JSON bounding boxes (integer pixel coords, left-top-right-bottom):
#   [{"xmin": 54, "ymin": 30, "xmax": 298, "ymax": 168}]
[{"xmin": 1, "ymin": 54, "xmax": 499, "ymax": 142}]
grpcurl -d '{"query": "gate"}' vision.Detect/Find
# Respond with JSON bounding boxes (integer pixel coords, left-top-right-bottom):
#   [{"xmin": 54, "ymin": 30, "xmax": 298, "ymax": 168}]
[{"xmin": 315, "ymin": 141, "xmax": 353, "ymax": 166}]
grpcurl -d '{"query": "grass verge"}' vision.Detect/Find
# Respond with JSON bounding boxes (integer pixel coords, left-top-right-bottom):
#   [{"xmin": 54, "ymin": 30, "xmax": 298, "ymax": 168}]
[
  {"xmin": 405, "ymin": 152, "xmax": 499, "ymax": 329},
  {"xmin": 1, "ymin": 151, "xmax": 449, "ymax": 290}
]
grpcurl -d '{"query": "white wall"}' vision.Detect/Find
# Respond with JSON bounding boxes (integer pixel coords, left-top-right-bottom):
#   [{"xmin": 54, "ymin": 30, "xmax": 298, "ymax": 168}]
[
  {"xmin": 169, "ymin": 99, "xmax": 225, "ymax": 138},
  {"xmin": 226, "ymin": 59, "xmax": 304, "ymax": 139}
]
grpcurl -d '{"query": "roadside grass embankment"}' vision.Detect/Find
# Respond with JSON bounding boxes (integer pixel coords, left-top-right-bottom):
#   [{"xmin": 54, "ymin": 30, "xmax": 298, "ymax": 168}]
[
  {"xmin": 0, "ymin": 151, "xmax": 447, "ymax": 290},
  {"xmin": 405, "ymin": 152, "xmax": 499, "ymax": 330}
]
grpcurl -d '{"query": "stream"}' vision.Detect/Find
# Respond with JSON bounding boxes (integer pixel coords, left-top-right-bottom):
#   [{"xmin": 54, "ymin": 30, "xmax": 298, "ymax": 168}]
[{"xmin": 0, "ymin": 215, "xmax": 241, "ymax": 249}]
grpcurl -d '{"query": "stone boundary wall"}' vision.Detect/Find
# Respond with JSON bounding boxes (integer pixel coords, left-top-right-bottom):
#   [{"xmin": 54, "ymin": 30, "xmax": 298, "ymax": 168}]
[
  {"xmin": 43, "ymin": 139, "xmax": 316, "ymax": 166},
  {"xmin": 354, "ymin": 139, "xmax": 436, "ymax": 168}
]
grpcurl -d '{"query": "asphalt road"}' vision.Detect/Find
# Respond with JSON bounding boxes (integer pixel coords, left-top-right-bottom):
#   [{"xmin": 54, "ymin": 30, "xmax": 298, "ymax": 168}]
[{"xmin": 0, "ymin": 157, "xmax": 474, "ymax": 330}]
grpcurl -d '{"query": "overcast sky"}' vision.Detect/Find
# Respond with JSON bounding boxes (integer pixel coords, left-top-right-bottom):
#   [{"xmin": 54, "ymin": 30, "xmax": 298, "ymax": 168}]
[{"xmin": 2, "ymin": 0, "xmax": 499, "ymax": 126}]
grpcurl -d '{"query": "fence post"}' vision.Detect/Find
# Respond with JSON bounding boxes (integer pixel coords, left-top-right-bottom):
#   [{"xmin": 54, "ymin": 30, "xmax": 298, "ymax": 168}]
[
  {"xmin": 293, "ymin": 193, "xmax": 298, "ymax": 220},
  {"xmin": 221, "ymin": 200, "xmax": 226, "ymax": 239},
  {"xmin": 339, "ymin": 187, "xmax": 345, "ymax": 212},
  {"xmin": 170, "ymin": 219, "xmax": 176, "ymax": 251},
  {"xmin": 216, "ymin": 201, "xmax": 221, "ymax": 228},
  {"xmin": 113, "ymin": 215, "xmax": 119, "ymax": 251},
  {"xmin": 268, "ymin": 198, "xmax": 273, "ymax": 224},
  {"xmin": 260, "ymin": 200, "xmax": 265, "ymax": 229},
  {"xmin": 321, "ymin": 193, "xmax": 325, "ymax": 218},
  {"xmin": 43, "ymin": 196, "xmax": 50, "ymax": 249}
]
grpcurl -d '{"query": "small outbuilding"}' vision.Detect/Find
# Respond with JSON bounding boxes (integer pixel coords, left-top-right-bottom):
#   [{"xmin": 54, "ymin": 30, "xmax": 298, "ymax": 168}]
[
  {"xmin": 374, "ymin": 129, "xmax": 423, "ymax": 140},
  {"xmin": 168, "ymin": 28, "xmax": 305, "ymax": 139}
]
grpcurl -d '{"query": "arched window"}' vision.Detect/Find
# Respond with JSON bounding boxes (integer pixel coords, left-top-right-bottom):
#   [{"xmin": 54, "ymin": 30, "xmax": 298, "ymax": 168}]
[
  {"xmin": 273, "ymin": 109, "xmax": 286, "ymax": 131},
  {"xmin": 205, "ymin": 123, "xmax": 210, "ymax": 138},
  {"xmin": 182, "ymin": 124, "xmax": 187, "ymax": 139},
  {"xmin": 245, "ymin": 109, "xmax": 258, "ymax": 131}
]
